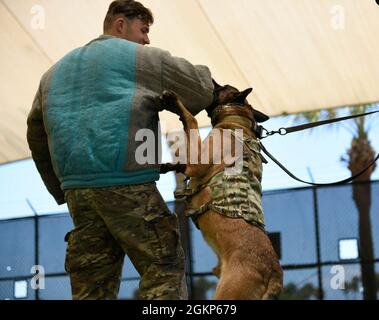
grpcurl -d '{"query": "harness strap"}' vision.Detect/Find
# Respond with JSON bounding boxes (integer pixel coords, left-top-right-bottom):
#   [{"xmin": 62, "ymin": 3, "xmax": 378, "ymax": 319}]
[
  {"xmin": 174, "ymin": 188, "xmax": 197, "ymax": 198},
  {"xmin": 174, "ymin": 180, "xmax": 212, "ymax": 199},
  {"xmin": 174, "ymin": 128, "xmax": 265, "ymax": 199},
  {"xmin": 230, "ymin": 128, "xmax": 269, "ymax": 164},
  {"xmin": 185, "ymin": 202, "xmax": 211, "ymax": 218}
]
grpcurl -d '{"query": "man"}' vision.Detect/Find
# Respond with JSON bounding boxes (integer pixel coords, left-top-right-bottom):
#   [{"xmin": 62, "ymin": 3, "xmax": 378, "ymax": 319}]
[{"xmin": 27, "ymin": 0, "xmax": 214, "ymax": 300}]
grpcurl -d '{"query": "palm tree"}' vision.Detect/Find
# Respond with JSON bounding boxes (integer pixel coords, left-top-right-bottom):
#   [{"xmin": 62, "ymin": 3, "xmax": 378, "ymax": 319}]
[
  {"xmin": 344, "ymin": 275, "xmax": 360, "ymax": 300},
  {"xmin": 294, "ymin": 103, "xmax": 378, "ymax": 300},
  {"xmin": 280, "ymin": 282, "xmax": 320, "ymax": 300}
]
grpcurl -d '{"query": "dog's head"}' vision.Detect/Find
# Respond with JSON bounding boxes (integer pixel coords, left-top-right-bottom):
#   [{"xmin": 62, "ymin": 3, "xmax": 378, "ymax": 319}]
[{"xmin": 206, "ymin": 79, "xmax": 269, "ymax": 123}]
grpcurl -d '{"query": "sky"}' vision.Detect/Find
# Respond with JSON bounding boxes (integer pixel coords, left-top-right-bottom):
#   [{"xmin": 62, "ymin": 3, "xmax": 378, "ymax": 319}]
[{"xmin": 0, "ymin": 105, "xmax": 378, "ymax": 220}]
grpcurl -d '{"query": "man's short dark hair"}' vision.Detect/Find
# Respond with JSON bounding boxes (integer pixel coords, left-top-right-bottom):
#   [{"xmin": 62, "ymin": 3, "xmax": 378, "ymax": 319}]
[{"xmin": 103, "ymin": 0, "xmax": 154, "ymax": 32}]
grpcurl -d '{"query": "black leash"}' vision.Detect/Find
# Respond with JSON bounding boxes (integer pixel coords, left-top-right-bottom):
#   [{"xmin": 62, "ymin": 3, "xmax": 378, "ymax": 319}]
[
  {"xmin": 259, "ymin": 141, "xmax": 379, "ymax": 186},
  {"xmin": 256, "ymin": 109, "xmax": 379, "ymax": 186},
  {"xmin": 258, "ymin": 109, "xmax": 379, "ymax": 138}
]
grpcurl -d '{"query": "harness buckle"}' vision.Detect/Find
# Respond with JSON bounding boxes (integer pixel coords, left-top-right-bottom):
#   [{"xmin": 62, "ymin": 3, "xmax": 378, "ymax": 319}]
[{"xmin": 254, "ymin": 124, "xmax": 265, "ymax": 139}]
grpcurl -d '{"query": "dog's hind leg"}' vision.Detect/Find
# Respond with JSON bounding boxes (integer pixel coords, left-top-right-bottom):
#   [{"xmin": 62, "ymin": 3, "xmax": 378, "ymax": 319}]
[
  {"xmin": 212, "ymin": 260, "xmax": 267, "ymax": 300},
  {"xmin": 262, "ymin": 269, "xmax": 283, "ymax": 300}
]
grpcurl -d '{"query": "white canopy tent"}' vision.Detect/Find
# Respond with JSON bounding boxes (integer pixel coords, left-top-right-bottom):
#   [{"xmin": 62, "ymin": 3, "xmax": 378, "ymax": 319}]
[{"xmin": 1, "ymin": 0, "xmax": 379, "ymax": 164}]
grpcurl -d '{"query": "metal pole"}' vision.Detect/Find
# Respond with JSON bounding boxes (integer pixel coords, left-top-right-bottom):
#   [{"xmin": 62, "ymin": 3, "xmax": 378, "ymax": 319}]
[
  {"xmin": 312, "ymin": 186, "xmax": 324, "ymax": 300},
  {"xmin": 175, "ymin": 197, "xmax": 194, "ymax": 298},
  {"xmin": 307, "ymin": 168, "xmax": 324, "ymax": 300},
  {"xmin": 187, "ymin": 216, "xmax": 195, "ymax": 299},
  {"xmin": 26, "ymin": 199, "xmax": 39, "ymax": 300},
  {"xmin": 173, "ymin": 171, "xmax": 194, "ymax": 299}
]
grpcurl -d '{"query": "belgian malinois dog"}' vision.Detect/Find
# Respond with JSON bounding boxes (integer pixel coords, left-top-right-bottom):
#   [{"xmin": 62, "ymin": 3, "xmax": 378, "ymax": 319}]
[{"xmin": 159, "ymin": 81, "xmax": 283, "ymax": 299}]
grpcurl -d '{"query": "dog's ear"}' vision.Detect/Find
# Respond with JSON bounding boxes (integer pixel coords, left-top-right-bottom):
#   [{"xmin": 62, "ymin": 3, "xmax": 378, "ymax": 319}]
[
  {"xmin": 233, "ymin": 88, "xmax": 253, "ymax": 104},
  {"xmin": 212, "ymin": 78, "xmax": 222, "ymax": 89},
  {"xmin": 253, "ymin": 108, "xmax": 270, "ymax": 123}
]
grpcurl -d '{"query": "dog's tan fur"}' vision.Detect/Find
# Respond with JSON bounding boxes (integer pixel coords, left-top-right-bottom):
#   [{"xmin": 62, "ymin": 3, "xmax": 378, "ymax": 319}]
[{"xmin": 161, "ymin": 88, "xmax": 283, "ymax": 299}]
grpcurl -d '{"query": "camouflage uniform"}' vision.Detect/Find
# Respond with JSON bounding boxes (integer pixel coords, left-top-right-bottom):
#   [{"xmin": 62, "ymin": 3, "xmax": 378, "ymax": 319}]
[
  {"xmin": 185, "ymin": 135, "xmax": 266, "ymax": 231},
  {"xmin": 64, "ymin": 182, "xmax": 187, "ymax": 300}
]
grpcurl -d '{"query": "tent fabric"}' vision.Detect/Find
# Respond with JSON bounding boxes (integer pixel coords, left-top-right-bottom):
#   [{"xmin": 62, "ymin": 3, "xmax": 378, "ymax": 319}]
[{"xmin": 1, "ymin": 0, "xmax": 379, "ymax": 164}]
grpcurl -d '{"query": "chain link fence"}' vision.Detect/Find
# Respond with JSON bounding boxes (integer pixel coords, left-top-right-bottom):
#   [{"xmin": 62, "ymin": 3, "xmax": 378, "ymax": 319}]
[{"xmin": 0, "ymin": 181, "xmax": 378, "ymax": 300}]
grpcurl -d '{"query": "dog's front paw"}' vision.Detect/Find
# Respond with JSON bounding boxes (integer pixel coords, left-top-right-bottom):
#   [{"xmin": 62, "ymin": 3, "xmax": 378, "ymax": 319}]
[{"xmin": 158, "ymin": 90, "xmax": 179, "ymax": 110}]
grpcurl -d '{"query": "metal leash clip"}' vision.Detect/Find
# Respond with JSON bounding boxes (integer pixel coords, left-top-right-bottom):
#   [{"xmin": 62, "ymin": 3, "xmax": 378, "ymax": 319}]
[{"xmin": 257, "ymin": 126, "xmax": 287, "ymax": 139}]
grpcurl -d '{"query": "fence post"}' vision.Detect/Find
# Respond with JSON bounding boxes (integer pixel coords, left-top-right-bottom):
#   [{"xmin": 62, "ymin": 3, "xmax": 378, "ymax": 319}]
[
  {"xmin": 307, "ymin": 168, "xmax": 324, "ymax": 300},
  {"xmin": 312, "ymin": 186, "xmax": 324, "ymax": 300},
  {"xmin": 26, "ymin": 199, "xmax": 39, "ymax": 300},
  {"xmin": 173, "ymin": 172, "xmax": 194, "ymax": 299}
]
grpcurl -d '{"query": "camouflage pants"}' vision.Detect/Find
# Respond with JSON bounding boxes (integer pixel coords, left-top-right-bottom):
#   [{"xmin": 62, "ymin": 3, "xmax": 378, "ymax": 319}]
[{"xmin": 64, "ymin": 182, "xmax": 187, "ymax": 300}]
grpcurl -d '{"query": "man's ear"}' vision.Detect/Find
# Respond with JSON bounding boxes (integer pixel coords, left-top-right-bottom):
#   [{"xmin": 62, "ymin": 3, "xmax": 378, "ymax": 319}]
[
  {"xmin": 212, "ymin": 78, "xmax": 222, "ymax": 89},
  {"xmin": 233, "ymin": 88, "xmax": 253, "ymax": 104},
  {"xmin": 115, "ymin": 17, "xmax": 126, "ymax": 34}
]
